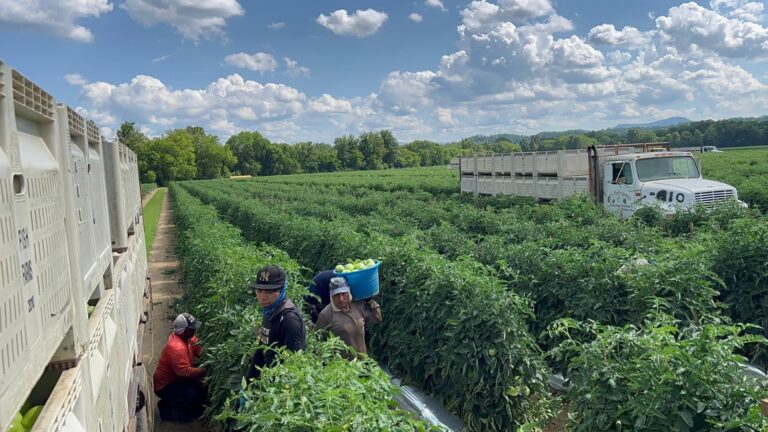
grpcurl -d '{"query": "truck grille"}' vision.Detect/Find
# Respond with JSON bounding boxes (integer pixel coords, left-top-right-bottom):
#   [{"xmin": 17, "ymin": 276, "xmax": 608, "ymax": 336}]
[{"xmin": 695, "ymin": 189, "xmax": 734, "ymax": 204}]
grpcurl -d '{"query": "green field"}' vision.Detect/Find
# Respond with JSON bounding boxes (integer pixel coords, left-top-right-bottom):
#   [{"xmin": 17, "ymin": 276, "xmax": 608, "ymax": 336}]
[
  {"xmin": 142, "ymin": 187, "xmax": 166, "ymax": 256},
  {"xmin": 701, "ymin": 148, "xmax": 768, "ymax": 210},
  {"xmin": 170, "ymin": 149, "xmax": 768, "ymax": 431}
]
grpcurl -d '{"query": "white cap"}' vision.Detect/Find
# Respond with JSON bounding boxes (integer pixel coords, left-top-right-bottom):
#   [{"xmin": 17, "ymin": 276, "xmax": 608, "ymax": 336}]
[
  {"xmin": 173, "ymin": 313, "xmax": 202, "ymax": 334},
  {"xmin": 329, "ymin": 277, "xmax": 351, "ymax": 296}
]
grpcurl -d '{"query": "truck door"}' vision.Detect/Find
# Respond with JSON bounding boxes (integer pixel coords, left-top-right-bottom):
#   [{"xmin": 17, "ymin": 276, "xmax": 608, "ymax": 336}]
[{"xmin": 604, "ymin": 161, "xmax": 637, "ymax": 217}]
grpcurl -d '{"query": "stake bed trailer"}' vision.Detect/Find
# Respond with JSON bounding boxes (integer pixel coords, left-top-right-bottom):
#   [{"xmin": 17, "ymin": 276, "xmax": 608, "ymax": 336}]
[{"xmin": 460, "ymin": 143, "xmax": 741, "ymax": 218}]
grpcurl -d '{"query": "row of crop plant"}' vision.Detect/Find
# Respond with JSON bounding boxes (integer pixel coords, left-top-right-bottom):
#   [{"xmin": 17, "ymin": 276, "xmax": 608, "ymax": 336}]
[
  {"xmin": 196, "ymin": 178, "xmax": 768, "ymax": 365},
  {"xmin": 168, "ymin": 184, "xmax": 438, "ymax": 431},
  {"xmin": 178, "ymin": 181, "xmax": 555, "ymax": 431},
  {"xmin": 179, "ymin": 177, "xmax": 768, "ymax": 431}
]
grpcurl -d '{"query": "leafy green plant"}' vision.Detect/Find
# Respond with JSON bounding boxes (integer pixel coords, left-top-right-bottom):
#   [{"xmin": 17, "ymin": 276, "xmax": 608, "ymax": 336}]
[
  {"xmin": 219, "ymin": 333, "xmax": 438, "ymax": 432},
  {"xmin": 179, "ymin": 181, "xmax": 557, "ymax": 431},
  {"xmin": 713, "ymin": 216, "xmax": 768, "ymax": 366},
  {"xmin": 549, "ymin": 314, "xmax": 768, "ymax": 431},
  {"xmin": 169, "ymin": 184, "xmax": 431, "ymax": 430}
]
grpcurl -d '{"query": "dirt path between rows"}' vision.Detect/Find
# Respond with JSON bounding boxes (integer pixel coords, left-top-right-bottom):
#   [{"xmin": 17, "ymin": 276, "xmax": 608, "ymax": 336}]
[{"xmin": 141, "ymin": 190, "xmax": 209, "ymax": 432}]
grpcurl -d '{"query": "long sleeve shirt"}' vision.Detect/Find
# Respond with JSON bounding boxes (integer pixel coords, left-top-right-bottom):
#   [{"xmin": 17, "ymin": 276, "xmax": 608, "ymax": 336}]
[
  {"xmin": 315, "ymin": 300, "xmax": 382, "ymax": 356},
  {"xmin": 247, "ymin": 299, "xmax": 306, "ymax": 380},
  {"xmin": 153, "ymin": 333, "xmax": 204, "ymax": 392}
]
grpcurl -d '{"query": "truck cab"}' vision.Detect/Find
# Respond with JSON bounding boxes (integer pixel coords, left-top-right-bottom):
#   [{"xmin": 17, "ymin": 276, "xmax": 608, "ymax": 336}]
[{"xmin": 603, "ymin": 151, "xmax": 739, "ymax": 217}]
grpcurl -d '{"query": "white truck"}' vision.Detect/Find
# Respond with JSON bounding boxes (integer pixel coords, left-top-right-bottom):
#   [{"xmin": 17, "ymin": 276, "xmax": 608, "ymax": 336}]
[{"xmin": 460, "ymin": 143, "xmax": 741, "ymax": 218}]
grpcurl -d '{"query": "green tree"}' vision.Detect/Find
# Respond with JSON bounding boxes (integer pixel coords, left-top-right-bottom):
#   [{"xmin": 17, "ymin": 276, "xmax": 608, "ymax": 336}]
[
  {"xmin": 489, "ymin": 138, "xmax": 522, "ymax": 153},
  {"xmin": 183, "ymin": 126, "xmax": 237, "ymax": 179},
  {"xmin": 379, "ymin": 130, "xmax": 400, "ymax": 168},
  {"xmin": 396, "ymin": 148, "xmax": 421, "ymax": 167},
  {"xmin": 141, "ymin": 129, "xmax": 197, "ymax": 185},
  {"xmin": 335, "ymin": 135, "xmax": 363, "ymax": 170},
  {"xmin": 358, "ymin": 132, "xmax": 386, "ymax": 170},
  {"xmin": 117, "ymin": 121, "xmax": 148, "ymax": 153},
  {"xmin": 404, "ymin": 140, "xmax": 448, "ymax": 166},
  {"xmin": 264, "ymin": 143, "xmax": 301, "ymax": 175},
  {"xmin": 294, "ymin": 142, "xmax": 339, "ymax": 173},
  {"xmin": 226, "ymin": 131, "xmax": 273, "ymax": 176}
]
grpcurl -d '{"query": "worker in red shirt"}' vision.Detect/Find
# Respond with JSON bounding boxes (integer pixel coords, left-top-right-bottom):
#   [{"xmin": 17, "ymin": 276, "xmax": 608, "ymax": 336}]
[{"xmin": 153, "ymin": 313, "xmax": 207, "ymax": 422}]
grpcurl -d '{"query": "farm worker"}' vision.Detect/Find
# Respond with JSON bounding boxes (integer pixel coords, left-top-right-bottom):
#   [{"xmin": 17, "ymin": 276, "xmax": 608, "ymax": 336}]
[
  {"xmin": 304, "ymin": 269, "xmax": 334, "ymax": 323},
  {"xmin": 153, "ymin": 313, "xmax": 208, "ymax": 422},
  {"xmin": 314, "ymin": 277, "xmax": 382, "ymax": 359},
  {"xmin": 246, "ymin": 265, "xmax": 307, "ymax": 380}
]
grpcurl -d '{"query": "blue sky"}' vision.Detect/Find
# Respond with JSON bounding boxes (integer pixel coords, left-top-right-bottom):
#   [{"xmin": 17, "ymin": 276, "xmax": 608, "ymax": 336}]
[{"xmin": 1, "ymin": 0, "xmax": 767, "ymax": 144}]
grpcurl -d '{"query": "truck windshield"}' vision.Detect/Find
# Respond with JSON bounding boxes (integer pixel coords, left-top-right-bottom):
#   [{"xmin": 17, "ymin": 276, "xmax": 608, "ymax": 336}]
[{"xmin": 635, "ymin": 156, "xmax": 700, "ymax": 181}]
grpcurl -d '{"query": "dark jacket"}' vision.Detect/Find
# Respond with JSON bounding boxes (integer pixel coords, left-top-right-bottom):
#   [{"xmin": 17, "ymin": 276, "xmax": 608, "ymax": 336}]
[
  {"xmin": 304, "ymin": 270, "xmax": 334, "ymax": 323},
  {"xmin": 247, "ymin": 299, "xmax": 306, "ymax": 380}
]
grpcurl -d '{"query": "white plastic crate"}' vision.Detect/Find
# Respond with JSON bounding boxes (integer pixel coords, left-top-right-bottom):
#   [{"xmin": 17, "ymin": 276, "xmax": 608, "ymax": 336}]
[
  {"xmin": 493, "ymin": 155, "xmax": 507, "ymax": 174},
  {"xmin": 0, "ymin": 60, "xmax": 149, "ymax": 432},
  {"xmin": 561, "ymin": 176, "xmax": 590, "ymax": 196},
  {"xmin": 31, "ymin": 364, "xmax": 88, "ymax": 432},
  {"xmin": 460, "ymin": 157, "xmax": 476, "ymax": 174},
  {"xmin": 515, "ymin": 177, "xmax": 536, "ymax": 197},
  {"xmin": 536, "ymin": 177, "xmax": 560, "ymax": 199},
  {"xmin": 514, "ymin": 153, "xmax": 534, "ymax": 174},
  {"xmin": 87, "ymin": 140, "xmax": 111, "ymax": 264},
  {"xmin": 560, "ymin": 150, "xmax": 590, "ymax": 177},
  {"xmin": 103, "ymin": 141, "xmax": 129, "ymax": 251},
  {"xmin": 477, "ymin": 176, "xmax": 495, "ymax": 195},
  {"xmin": 460, "ymin": 176, "xmax": 476, "ymax": 194},
  {"xmin": 497, "ymin": 177, "xmax": 513, "ymax": 195},
  {"xmin": 476, "ymin": 156, "xmax": 494, "ymax": 173},
  {"xmin": 534, "ymin": 152, "xmax": 559, "ymax": 175},
  {"xmin": 0, "ymin": 62, "xmax": 77, "ymax": 428},
  {"xmin": 501, "ymin": 155, "xmax": 513, "ymax": 173}
]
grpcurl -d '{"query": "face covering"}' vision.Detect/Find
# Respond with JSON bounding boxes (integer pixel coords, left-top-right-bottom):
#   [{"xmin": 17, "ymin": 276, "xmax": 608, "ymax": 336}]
[{"xmin": 261, "ymin": 279, "xmax": 287, "ymax": 318}]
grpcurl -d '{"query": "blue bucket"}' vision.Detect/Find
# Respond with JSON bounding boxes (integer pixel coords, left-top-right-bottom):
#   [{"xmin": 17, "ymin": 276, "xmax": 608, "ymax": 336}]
[{"xmin": 333, "ymin": 261, "xmax": 381, "ymax": 300}]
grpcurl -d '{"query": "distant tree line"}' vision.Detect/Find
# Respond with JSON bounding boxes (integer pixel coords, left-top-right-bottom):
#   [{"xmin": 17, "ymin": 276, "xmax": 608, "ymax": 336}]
[
  {"xmin": 118, "ymin": 116, "xmax": 766, "ymax": 185},
  {"xmin": 117, "ymin": 122, "xmax": 521, "ymax": 185},
  {"xmin": 513, "ymin": 117, "xmax": 768, "ymax": 151}
]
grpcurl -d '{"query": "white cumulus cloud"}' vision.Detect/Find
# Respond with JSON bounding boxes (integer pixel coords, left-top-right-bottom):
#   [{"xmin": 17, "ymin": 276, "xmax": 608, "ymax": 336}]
[
  {"xmin": 710, "ymin": 0, "xmax": 765, "ymax": 22},
  {"xmin": 317, "ymin": 9, "xmax": 388, "ymax": 37},
  {"xmin": 309, "ymin": 94, "xmax": 353, "ymax": 113},
  {"xmin": 0, "ymin": 0, "xmax": 112, "ymax": 42},
  {"xmin": 409, "ymin": 13, "xmax": 424, "ymax": 23},
  {"xmin": 425, "ymin": 0, "xmax": 447, "ymax": 11},
  {"xmin": 435, "ymin": 107, "xmax": 458, "ymax": 126},
  {"xmin": 121, "ymin": 0, "xmax": 244, "ymax": 42},
  {"xmin": 497, "ymin": 0, "xmax": 555, "ymax": 21},
  {"xmin": 656, "ymin": 2, "xmax": 768, "ymax": 58},
  {"xmin": 65, "ymin": 73, "xmax": 88, "ymax": 86},
  {"xmin": 588, "ymin": 24, "xmax": 654, "ymax": 48},
  {"xmin": 225, "ymin": 53, "xmax": 279, "ymax": 73},
  {"xmin": 284, "ymin": 57, "xmax": 311, "ymax": 78}
]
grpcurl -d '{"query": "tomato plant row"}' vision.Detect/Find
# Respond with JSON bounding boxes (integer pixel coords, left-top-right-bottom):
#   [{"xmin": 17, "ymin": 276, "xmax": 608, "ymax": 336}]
[
  {"xmin": 169, "ymin": 184, "xmax": 436, "ymax": 431},
  {"xmin": 178, "ymin": 181, "xmax": 555, "ymax": 431}
]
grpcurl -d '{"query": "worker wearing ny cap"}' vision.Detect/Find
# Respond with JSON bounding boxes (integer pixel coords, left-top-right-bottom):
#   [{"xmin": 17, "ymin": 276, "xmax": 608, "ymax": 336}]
[
  {"xmin": 246, "ymin": 265, "xmax": 306, "ymax": 380},
  {"xmin": 314, "ymin": 277, "xmax": 382, "ymax": 359},
  {"xmin": 153, "ymin": 313, "xmax": 208, "ymax": 422}
]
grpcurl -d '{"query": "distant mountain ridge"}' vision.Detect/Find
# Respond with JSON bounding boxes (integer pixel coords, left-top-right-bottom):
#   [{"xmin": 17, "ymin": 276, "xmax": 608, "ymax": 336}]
[
  {"xmin": 614, "ymin": 117, "xmax": 691, "ymax": 129},
  {"xmin": 465, "ymin": 133, "xmax": 527, "ymax": 144}
]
